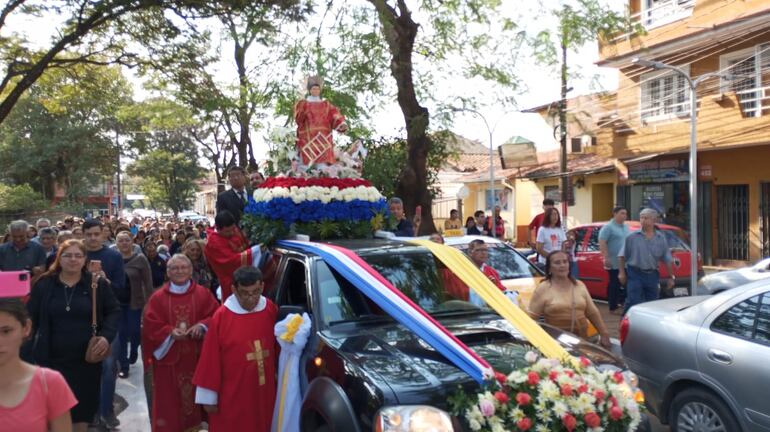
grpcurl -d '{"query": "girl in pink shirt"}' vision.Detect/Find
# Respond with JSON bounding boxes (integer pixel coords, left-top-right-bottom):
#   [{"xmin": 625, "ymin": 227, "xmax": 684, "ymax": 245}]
[{"xmin": 0, "ymin": 298, "xmax": 77, "ymax": 432}]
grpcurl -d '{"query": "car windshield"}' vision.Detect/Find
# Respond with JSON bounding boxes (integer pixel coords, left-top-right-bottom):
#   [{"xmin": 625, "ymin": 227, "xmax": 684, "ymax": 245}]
[
  {"xmin": 662, "ymin": 229, "xmax": 690, "ymax": 251},
  {"xmin": 316, "ymin": 248, "xmax": 491, "ymax": 326},
  {"xmin": 453, "ymin": 243, "xmax": 540, "ymax": 279}
]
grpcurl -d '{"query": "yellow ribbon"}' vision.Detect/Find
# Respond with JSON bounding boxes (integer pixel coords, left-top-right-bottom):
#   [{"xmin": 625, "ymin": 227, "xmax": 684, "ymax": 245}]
[
  {"xmin": 280, "ymin": 314, "xmax": 305, "ymax": 343},
  {"xmin": 408, "ymin": 239, "xmax": 578, "ymax": 367}
]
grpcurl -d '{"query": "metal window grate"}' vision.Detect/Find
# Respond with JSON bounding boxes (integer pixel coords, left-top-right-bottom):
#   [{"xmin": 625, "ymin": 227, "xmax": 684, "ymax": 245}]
[{"xmin": 717, "ymin": 185, "xmax": 749, "ymax": 261}]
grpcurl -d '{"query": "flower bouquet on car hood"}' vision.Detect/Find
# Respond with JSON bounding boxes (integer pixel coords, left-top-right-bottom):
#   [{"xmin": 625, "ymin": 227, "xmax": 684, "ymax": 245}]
[{"xmin": 449, "ymin": 352, "xmax": 643, "ymax": 432}]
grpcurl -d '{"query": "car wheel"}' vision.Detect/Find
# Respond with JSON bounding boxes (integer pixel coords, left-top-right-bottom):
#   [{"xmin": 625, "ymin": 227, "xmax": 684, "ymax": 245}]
[{"xmin": 669, "ymin": 387, "xmax": 740, "ymax": 432}]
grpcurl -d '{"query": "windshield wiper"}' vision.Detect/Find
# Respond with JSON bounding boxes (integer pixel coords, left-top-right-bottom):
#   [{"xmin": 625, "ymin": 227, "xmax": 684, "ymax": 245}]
[
  {"xmin": 431, "ymin": 309, "xmax": 485, "ymax": 318},
  {"xmin": 329, "ymin": 314, "xmax": 391, "ymax": 325}
]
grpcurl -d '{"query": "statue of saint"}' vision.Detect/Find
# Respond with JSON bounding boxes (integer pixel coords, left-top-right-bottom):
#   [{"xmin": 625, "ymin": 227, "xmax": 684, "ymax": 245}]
[{"xmin": 294, "ymin": 76, "xmax": 348, "ymax": 166}]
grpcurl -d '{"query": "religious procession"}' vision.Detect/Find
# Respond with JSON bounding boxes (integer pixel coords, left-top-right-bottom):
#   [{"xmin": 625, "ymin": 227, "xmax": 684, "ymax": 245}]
[{"xmin": 4, "ymin": 1, "xmax": 770, "ymax": 432}]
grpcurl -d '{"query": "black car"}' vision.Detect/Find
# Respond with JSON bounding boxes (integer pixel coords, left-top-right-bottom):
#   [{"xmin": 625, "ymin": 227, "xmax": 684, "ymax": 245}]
[{"xmin": 265, "ymin": 238, "xmax": 648, "ymax": 431}]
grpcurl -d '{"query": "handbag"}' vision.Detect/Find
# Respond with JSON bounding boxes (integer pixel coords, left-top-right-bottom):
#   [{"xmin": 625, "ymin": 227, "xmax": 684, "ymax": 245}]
[{"xmin": 85, "ymin": 276, "xmax": 111, "ymax": 363}]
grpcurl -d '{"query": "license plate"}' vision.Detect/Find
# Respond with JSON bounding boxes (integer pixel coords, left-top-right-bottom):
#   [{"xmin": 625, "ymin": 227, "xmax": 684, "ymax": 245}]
[{"xmin": 673, "ymin": 287, "xmax": 689, "ymax": 297}]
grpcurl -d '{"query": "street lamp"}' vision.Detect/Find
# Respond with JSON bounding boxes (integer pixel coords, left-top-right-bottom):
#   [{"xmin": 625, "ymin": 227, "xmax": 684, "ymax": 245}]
[
  {"xmin": 631, "ymin": 57, "xmax": 729, "ymax": 294},
  {"xmin": 450, "ymin": 108, "xmax": 516, "ymax": 239}
]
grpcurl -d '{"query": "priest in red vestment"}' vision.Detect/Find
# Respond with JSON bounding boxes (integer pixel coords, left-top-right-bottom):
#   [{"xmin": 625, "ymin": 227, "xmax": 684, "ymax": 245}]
[
  {"xmin": 294, "ymin": 76, "xmax": 347, "ymax": 165},
  {"xmin": 142, "ymin": 254, "xmax": 219, "ymax": 432},
  {"xmin": 204, "ymin": 210, "xmax": 262, "ymax": 301},
  {"xmin": 193, "ymin": 266, "xmax": 278, "ymax": 432}
]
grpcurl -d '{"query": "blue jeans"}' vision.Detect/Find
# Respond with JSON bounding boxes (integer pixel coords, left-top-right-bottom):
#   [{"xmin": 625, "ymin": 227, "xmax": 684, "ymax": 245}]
[
  {"xmin": 607, "ymin": 269, "xmax": 623, "ymax": 311},
  {"xmin": 98, "ymin": 335, "xmax": 121, "ymax": 418},
  {"xmin": 624, "ymin": 266, "xmax": 659, "ymax": 314},
  {"xmin": 118, "ymin": 305, "xmax": 142, "ymax": 372}
]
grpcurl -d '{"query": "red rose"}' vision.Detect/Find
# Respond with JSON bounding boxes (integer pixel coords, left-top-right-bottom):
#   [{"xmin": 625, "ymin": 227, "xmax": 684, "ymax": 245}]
[
  {"xmin": 584, "ymin": 412, "xmax": 601, "ymax": 428},
  {"xmin": 494, "ymin": 371, "xmax": 507, "ymax": 384},
  {"xmin": 579, "ymin": 356, "xmax": 591, "ymax": 368},
  {"xmin": 515, "ymin": 392, "xmax": 531, "ymax": 406},
  {"xmin": 610, "ymin": 406, "xmax": 624, "ymax": 421},
  {"xmin": 613, "ymin": 371, "xmax": 624, "ymax": 384},
  {"xmin": 565, "ymin": 369, "xmax": 575, "ymax": 378},
  {"xmin": 549, "ymin": 370, "xmax": 559, "ymax": 381},
  {"xmin": 562, "ymin": 413, "xmax": 577, "ymax": 432},
  {"xmin": 577, "ymin": 384, "xmax": 589, "ymax": 394},
  {"xmin": 527, "ymin": 371, "xmax": 540, "ymax": 386},
  {"xmin": 494, "ymin": 391, "xmax": 509, "ymax": 404},
  {"xmin": 560, "ymin": 384, "xmax": 573, "ymax": 396},
  {"xmin": 517, "ymin": 417, "xmax": 533, "ymax": 431},
  {"xmin": 594, "ymin": 389, "xmax": 606, "ymax": 401},
  {"xmin": 609, "ymin": 396, "xmax": 618, "ymax": 407}
]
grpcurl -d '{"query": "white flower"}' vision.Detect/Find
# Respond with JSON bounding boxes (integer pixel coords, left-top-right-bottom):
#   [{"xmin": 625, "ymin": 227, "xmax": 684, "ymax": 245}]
[
  {"xmin": 551, "ymin": 401, "xmax": 569, "ymax": 417},
  {"xmin": 508, "ymin": 407, "xmax": 525, "ymax": 421},
  {"xmin": 468, "ymin": 419, "xmax": 482, "ymax": 431},
  {"xmin": 525, "ymin": 351, "xmax": 538, "ymax": 364},
  {"xmin": 507, "ymin": 370, "xmax": 527, "ymax": 384},
  {"xmin": 535, "ymin": 425, "xmax": 551, "ymax": 432}
]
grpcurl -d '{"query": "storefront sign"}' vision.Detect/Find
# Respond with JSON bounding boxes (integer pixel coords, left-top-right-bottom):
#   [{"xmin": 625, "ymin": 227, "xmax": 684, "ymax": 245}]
[
  {"xmin": 700, "ymin": 164, "xmax": 712, "ymax": 178},
  {"xmin": 628, "ymin": 158, "xmax": 688, "ymax": 183}
]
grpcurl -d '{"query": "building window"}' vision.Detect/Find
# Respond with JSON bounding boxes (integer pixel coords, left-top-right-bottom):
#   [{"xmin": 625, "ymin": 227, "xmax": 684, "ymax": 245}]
[
  {"xmin": 640, "ymin": 66, "xmax": 690, "ymax": 122},
  {"xmin": 720, "ymin": 44, "xmax": 770, "ymax": 118},
  {"xmin": 642, "ymin": 0, "xmax": 695, "ymax": 29},
  {"xmin": 570, "ymin": 137, "xmax": 582, "ymax": 153}
]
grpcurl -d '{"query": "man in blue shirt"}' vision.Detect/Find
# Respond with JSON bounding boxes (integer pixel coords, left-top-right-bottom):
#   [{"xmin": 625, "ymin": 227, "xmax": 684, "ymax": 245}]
[
  {"xmin": 598, "ymin": 206, "xmax": 629, "ymax": 315},
  {"xmin": 0, "ymin": 220, "xmax": 46, "ymax": 274},
  {"xmin": 387, "ymin": 197, "xmax": 420, "ymax": 237},
  {"xmin": 83, "ymin": 219, "xmax": 126, "ymax": 429},
  {"xmin": 618, "ymin": 208, "xmax": 675, "ymax": 314}
]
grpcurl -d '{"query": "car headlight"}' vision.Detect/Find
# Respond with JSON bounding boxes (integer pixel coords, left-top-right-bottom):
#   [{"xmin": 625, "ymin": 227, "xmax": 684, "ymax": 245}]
[
  {"xmin": 374, "ymin": 405, "xmax": 454, "ymax": 432},
  {"xmin": 620, "ymin": 370, "xmax": 645, "ymax": 404}
]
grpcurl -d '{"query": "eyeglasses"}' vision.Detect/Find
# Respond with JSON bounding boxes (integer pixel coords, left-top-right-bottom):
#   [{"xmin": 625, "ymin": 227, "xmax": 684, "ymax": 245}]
[
  {"xmin": 61, "ymin": 253, "xmax": 85, "ymax": 260},
  {"xmin": 168, "ymin": 266, "xmax": 191, "ymax": 271}
]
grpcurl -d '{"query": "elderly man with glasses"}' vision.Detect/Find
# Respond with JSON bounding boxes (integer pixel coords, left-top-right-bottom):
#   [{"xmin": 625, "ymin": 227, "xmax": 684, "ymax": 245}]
[{"xmin": 142, "ymin": 254, "xmax": 219, "ymax": 432}]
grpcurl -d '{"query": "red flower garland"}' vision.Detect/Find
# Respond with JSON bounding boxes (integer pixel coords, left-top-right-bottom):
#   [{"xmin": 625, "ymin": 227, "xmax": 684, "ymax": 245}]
[{"xmin": 258, "ymin": 177, "xmax": 372, "ymax": 190}]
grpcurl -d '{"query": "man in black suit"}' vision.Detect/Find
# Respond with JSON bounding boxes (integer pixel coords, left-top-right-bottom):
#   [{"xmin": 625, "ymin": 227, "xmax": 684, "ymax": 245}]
[{"xmin": 216, "ymin": 166, "xmax": 249, "ymax": 226}]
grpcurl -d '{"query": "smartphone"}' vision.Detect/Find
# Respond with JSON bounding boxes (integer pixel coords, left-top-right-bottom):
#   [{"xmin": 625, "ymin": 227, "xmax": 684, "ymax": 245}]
[
  {"xmin": 0, "ymin": 271, "xmax": 31, "ymax": 297},
  {"xmin": 89, "ymin": 260, "xmax": 102, "ymax": 274},
  {"xmin": 415, "ymin": 205, "xmax": 422, "ymax": 215}
]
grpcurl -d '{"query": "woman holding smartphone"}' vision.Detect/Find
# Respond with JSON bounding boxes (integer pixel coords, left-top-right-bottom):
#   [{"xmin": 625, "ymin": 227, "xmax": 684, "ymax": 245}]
[
  {"xmin": 25, "ymin": 239, "xmax": 120, "ymax": 432},
  {"xmin": 0, "ymin": 297, "xmax": 77, "ymax": 431}
]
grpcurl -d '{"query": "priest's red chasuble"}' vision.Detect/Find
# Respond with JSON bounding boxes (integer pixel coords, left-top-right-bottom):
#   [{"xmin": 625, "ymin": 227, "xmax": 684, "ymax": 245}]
[
  {"xmin": 204, "ymin": 227, "xmax": 252, "ymax": 301},
  {"xmin": 193, "ymin": 300, "xmax": 278, "ymax": 432}
]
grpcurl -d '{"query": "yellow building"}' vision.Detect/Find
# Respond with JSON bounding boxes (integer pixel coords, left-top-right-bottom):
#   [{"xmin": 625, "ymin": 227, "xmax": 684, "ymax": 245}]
[{"xmin": 527, "ymin": 0, "xmax": 770, "ymax": 266}]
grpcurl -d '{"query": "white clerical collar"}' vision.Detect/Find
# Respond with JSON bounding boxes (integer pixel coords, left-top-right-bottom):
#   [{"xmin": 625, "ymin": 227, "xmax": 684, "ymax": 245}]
[
  {"xmin": 306, "ymin": 95, "xmax": 322, "ymax": 102},
  {"xmin": 169, "ymin": 281, "xmax": 191, "ymax": 294},
  {"xmin": 224, "ymin": 294, "xmax": 266, "ymax": 314}
]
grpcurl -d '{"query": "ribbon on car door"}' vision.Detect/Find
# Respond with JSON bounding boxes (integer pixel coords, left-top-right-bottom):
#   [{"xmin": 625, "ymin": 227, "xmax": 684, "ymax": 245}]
[
  {"xmin": 277, "ymin": 240, "xmax": 492, "ymax": 383},
  {"xmin": 408, "ymin": 239, "xmax": 576, "ymax": 367}
]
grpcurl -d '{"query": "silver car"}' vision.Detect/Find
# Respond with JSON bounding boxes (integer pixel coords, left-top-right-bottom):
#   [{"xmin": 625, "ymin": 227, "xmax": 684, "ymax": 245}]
[
  {"xmin": 621, "ymin": 280, "xmax": 770, "ymax": 432},
  {"xmin": 696, "ymin": 258, "xmax": 770, "ymax": 295}
]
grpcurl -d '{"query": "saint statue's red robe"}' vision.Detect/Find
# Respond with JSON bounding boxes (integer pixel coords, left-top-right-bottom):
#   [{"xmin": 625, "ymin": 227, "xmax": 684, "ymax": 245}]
[
  {"xmin": 204, "ymin": 227, "xmax": 254, "ymax": 301},
  {"xmin": 294, "ymin": 98, "xmax": 346, "ymax": 165},
  {"xmin": 193, "ymin": 296, "xmax": 279, "ymax": 432},
  {"xmin": 141, "ymin": 281, "xmax": 219, "ymax": 432}
]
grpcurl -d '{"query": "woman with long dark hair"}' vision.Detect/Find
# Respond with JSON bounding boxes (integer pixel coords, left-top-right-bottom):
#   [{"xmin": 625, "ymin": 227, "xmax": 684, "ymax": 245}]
[
  {"xmin": 25, "ymin": 239, "xmax": 120, "ymax": 432},
  {"xmin": 535, "ymin": 207, "xmax": 566, "ymax": 266},
  {"xmin": 0, "ymin": 298, "xmax": 77, "ymax": 431},
  {"xmin": 527, "ymin": 250, "xmax": 611, "ymax": 349}
]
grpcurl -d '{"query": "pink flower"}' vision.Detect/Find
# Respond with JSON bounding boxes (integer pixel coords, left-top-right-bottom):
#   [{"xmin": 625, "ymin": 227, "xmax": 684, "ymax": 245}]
[
  {"xmin": 577, "ymin": 384, "xmax": 589, "ymax": 394},
  {"xmin": 479, "ymin": 399, "xmax": 495, "ymax": 417},
  {"xmin": 594, "ymin": 389, "xmax": 606, "ymax": 401},
  {"xmin": 610, "ymin": 405, "xmax": 624, "ymax": 421},
  {"xmin": 494, "ymin": 371, "xmax": 507, "ymax": 385},
  {"xmin": 515, "ymin": 392, "xmax": 532, "ymax": 406},
  {"xmin": 527, "ymin": 371, "xmax": 540, "ymax": 386},
  {"xmin": 549, "ymin": 370, "xmax": 559, "ymax": 381},
  {"xmin": 494, "ymin": 391, "xmax": 509, "ymax": 404},
  {"xmin": 613, "ymin": 371, "xmax": 624, "ymax": 384},
  {"xmin": 584, "ymin": 412, "xmax": 601, "ymax": 428},
  {"xmin": 517, "ymin": 417, "xmax": 533, "ymax": 431},
  {"xmin": 562, "ymin": 413, "xmax": 577, "ymax": 431},
  {"xmin": 560, "ymin": 384, "xmax": 573, "ymax": 396},
  {"xmin": 579, "ymin": 356, "xmax": 591, "ymax": 368}
]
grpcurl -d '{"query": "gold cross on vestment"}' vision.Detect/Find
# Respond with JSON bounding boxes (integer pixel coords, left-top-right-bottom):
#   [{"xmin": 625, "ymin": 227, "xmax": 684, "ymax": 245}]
[{"xmin": 246, "ymin": 340, "xmax": 270, "ymax": 385}]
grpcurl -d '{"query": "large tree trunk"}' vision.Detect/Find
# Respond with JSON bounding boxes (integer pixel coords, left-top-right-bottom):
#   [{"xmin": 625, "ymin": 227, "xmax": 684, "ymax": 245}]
[{"xmin": 369, "ymin": 0, "xmax": 434, "ymax": 234}]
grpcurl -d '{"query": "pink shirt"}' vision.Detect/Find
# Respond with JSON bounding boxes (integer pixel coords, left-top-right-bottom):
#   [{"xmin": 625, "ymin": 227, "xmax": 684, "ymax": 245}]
[{"xmin": 0, "ymin": 367, "xmax": 77, "ymax": 432}]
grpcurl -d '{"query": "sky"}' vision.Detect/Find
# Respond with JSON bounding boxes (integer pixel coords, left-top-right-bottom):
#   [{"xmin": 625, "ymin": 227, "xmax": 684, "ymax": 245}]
[{"xmin": 3, "ymin": 0, "xmax": 622, "ymax": 160}]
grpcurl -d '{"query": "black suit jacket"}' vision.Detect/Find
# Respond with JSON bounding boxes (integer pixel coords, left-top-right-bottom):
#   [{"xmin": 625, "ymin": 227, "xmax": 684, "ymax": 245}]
[{"xmin": 216, "ymin": 188, "xmax": 247, "ymax": 225}]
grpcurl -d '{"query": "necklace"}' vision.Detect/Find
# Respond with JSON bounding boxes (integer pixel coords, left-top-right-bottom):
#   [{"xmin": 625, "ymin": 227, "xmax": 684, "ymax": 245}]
[{"xmin": 62, "ymin": 283, "xmax": 76, "ymax": 312}]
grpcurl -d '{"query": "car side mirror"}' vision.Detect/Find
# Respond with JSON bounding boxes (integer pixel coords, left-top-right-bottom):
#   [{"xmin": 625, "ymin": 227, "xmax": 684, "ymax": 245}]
[{"xmin": 277, "ymin": 305, "xmax": 306, "ymax": 322}]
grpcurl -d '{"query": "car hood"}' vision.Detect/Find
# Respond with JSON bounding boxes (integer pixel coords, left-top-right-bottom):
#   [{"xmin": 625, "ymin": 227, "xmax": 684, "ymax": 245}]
[{"xmin": 320, "ymin": 315, "xmax": 625, "ymax": 405}]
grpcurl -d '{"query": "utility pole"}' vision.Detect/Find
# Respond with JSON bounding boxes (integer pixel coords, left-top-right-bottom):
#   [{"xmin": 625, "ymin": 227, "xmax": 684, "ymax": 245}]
[{"xmin": 559, "ymin": 40, "xmax": 569, "ymax": 221}]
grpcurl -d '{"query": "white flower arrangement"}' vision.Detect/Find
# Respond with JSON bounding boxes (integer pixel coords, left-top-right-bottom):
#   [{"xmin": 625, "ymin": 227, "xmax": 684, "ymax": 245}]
[
  {"xmin": 452, "ymin": 352, "xmax": 644, "ymax": 432},
  {"xmin": 253, "ymin": 185, "xmax": 383, "ymax": 204}
]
